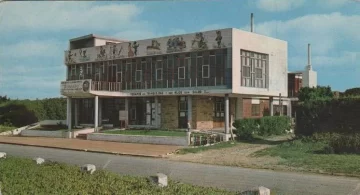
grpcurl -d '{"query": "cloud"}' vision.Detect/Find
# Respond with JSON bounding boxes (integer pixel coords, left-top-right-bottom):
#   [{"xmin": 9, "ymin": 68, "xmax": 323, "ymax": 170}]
[
  {"xmin": 0, "ymin": 2, "xmax": 143, "ymax": 33},
  {"xmin": 0, "ymin": 40, "xmax": 66, "ymax": 58},
  {"xmin": 200, "ymin": 24, "xmax": 228, "ymax": 31},
  {"xmin": 289, "ymin": 51, "xmax": 360, "ymax": 70},
  {"xmin": 243, "ymin": 12, "xmax": 360, "ymax": 55},
  {"xmin": 317, "ymin": 0, "xmax": 351, "ymax": 8},
  {"xmin": 256, "ymin": 0, "xmax": 305, "ymax": 12}
]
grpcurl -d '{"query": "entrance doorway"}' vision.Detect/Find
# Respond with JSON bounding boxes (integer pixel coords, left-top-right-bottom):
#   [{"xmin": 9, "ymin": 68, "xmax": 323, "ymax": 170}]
[
  {"xmin": 178, "ymin": 96, "xmax": 188, "ymax": 128},
  {"xmin": 129, "ymin": 97, "xmax": 160, "ymax": 126}
]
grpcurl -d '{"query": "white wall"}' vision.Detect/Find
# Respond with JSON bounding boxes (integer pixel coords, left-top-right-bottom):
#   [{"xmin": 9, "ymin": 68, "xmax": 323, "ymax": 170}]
[
  {"xmin": 303, "ymin": 69, "xmax": 317, "ymax": 88},
  {"xmin": 232, "ymin": 29, "xmax": 288, "ymax": 97}
]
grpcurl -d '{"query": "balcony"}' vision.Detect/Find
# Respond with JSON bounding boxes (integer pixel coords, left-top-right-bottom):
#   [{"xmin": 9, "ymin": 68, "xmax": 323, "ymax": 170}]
[{"xmin": 91, "ymin": 81, "xmax": 121, "ymax": 92}]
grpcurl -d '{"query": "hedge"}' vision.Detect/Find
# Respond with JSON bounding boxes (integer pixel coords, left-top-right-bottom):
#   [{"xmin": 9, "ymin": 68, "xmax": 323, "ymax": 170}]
[
  {"xmin": 327, "ymin": 133, "xmax": 360, "ymax": 154},
  {"xmin": 295, "ymin": 97, "xmax": 360, "ymax": 136},
  {"xmin": 233, "ymin": 116, "xmax": 291, "ymax": 140},
  {"xmin": 0, "ymin": 98, "xmax": 67, "ymax": 127}
]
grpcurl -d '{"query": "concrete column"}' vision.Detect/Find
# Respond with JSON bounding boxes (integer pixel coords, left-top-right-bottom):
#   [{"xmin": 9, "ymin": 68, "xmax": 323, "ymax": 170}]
[
  {"xmin": 67, "ymin": 97, "xmax": 72, "ymax": 132},
  {"xmin": 74, "ymin": 99, "xmax": 78, "ymax": 127},
  {"xmin": 287, "ymin": 100, "xmax": 292, "ymax": 118},
  {"xmin": 94, "ymin": 96, "xmax": 99, "ymax": 132},
  {"xmin": 269, "ymin": 97, "xmax": 274, "ymax": 116},
  {"xmin": 125, "ymin": 98, "xmax": 129, "ymax": 128},
  {"xmin": 235, "ymin": 97, "xmax": 243, "ymax": 120},
  {"xmin": 224, "ymin": 94, "xmax": 230, "ymax": 135},
  {"xmin": 99, "ymin": 98, "xmax": 102, "ymax": 126},
  {"xmin": 66, "ymin": 97, "xmax": 72, "ymax": 138},
  {"xmin": 154, "ymin": 96, "xmax": 159, "ymax": 128},
  {"xmin": 187, "ymin": 96, "xmax": 192, "ymax": 131}
]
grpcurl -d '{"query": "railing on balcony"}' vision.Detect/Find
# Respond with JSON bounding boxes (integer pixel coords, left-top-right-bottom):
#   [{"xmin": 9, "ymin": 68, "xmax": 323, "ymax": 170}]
[{"xmin": 91, "ymin": 81, "xmax": 121, "ymax": 92}]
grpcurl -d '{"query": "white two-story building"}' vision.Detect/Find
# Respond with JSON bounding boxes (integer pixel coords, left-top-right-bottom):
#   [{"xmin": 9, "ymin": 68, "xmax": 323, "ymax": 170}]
[{"xmin": 61, "ymin": 28, "xmax": 289, "ymax": 139}]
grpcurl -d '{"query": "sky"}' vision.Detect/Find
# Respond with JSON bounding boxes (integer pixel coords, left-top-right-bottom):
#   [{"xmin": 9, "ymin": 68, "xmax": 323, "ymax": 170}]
[{"xmin": 0, "ymin": 0, "xmax": 359, "ymax": 99}]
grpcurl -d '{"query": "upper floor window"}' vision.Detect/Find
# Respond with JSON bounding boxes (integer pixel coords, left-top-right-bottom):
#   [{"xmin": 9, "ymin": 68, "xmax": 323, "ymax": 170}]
[
  {"xmin": 135, "ymin": 70, "xmax": 142, "ymax": 82},
  {"xmin": 241, "ymin": 50, "xmax": 268, "ymax": 88}
]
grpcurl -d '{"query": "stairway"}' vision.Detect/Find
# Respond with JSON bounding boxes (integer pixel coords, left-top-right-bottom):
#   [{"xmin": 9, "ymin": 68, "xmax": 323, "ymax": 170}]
[{"xmin": 76, "ymin": 133, "xmax": 88, "ymax": 140}]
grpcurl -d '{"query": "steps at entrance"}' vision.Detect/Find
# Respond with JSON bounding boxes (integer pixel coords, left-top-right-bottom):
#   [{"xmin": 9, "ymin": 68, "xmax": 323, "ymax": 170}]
[{"xmin": 76, "ymin": 133, "xmax": 88, "ymax": 140}]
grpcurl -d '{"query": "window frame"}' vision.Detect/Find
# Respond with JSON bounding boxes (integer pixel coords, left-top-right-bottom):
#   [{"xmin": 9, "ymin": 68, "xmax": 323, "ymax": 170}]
[
  {"xmin": 251, "ymin": 104, "xmax": 261, "ymax": 116},
  {"xmin": 202, "ymin": 64, "xmax": 210, "ymax": 78},
  {"xmin": 178, "ymin": 66, "xmax": 185, "ymax": 79},
  {"xmin": 241, "ymin": 50, "xmax": 268, "ymax": 88},
  {"xmin": 135, "ymin": 70, "xmax": 142, "ymax": 82}
]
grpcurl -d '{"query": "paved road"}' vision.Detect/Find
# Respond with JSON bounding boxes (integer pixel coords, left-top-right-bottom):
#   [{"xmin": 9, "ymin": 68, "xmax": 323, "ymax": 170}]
[{"xmin": 1, "ymin": 144, "xmax": 360, "ymax": 195}]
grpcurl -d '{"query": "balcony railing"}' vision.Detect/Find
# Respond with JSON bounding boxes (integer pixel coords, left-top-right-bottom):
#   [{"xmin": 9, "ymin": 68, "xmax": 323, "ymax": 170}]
[{"xmin": 91, "ymin": 81, "xmax": 121, "ymax": 92}]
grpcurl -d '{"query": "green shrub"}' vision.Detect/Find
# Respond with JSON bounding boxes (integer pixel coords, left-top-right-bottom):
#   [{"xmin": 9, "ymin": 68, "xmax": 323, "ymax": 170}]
[
  {"xmin": 295, "ymin": 97, "xmax": 360, "ymax": 136},
  {"xmin": 329, "ymin": 134, "xmax": 360, "ymax": 154},
  {"xmin": 258, "ymin": 116, "xmax": 291, "ymax": 136},
  {"xmin": 233, "ymin": 116, "xmax": 290, "ymax": 140},
  {"xmin": 233, "ymin": 118, "xmax": 259, "ymax": 140}
]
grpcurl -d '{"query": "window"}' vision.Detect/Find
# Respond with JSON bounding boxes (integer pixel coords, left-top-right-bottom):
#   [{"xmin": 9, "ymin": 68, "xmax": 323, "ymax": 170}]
[
  {"xmin": 71, "ymin": 65, "xmax": 76, "ymax": 77},
  {"xmin": 241, "ymin": 50, "xmax": 268, "ymax": 88},
  {"xmin": 156, "ymin": 68, "xmax": 163, "ymax": 81},
  {"xmin": 117, "ymin": 72, "xmax": 122, "ymax": 82},
  {"xmin": 178, "ymin": 67, "xmax": 185, "ymax": 79},
  {"xmin": 214, "ymin": 97, "xmax": 224, "ymax": 118},
  {"xmin": 130, "ymin": 108, "xmax": 136, "ymax": 120},
  {"xmin": 135, "ymin": 70, "xmax": 142, "ymax": 82},
  {"xmin": 251, "ymin": 104, "xmax": 260, "ymax": 116},
  {"xmin": 202, "ymin": 65, "xmax": 209, "ymax": 78},
  {"xmin": 86, "ymin": 64, "xmax": 92, "ymax": 75},
  {"xmin": 156, "ymin": 60, "xmax": 163, "ymax": 81}
]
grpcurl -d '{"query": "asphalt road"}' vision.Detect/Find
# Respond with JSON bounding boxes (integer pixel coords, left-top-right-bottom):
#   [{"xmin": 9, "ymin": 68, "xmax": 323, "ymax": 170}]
[{"xmin": 1, "ymin": 144, "xmax": 360, "ymax": 195}]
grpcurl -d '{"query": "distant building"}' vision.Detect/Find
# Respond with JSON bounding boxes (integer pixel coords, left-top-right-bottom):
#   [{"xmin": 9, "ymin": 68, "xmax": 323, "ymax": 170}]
[{"xmin": 61, "ymin": 28, "xmax": 292, "ymax": 139}]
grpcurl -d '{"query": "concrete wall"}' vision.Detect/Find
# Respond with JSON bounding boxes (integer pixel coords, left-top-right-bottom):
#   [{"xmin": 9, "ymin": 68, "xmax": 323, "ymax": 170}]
[
  {"xmin": 94, "ymin": 38, "xmax": 121, "ymax": 47},
  {"xmin": 160, "ymin": 96, "xmax": 178, "ymax": 129},
  {"xmin": 232, "ymin": 29, "xmax": 288, "ymax": 97},
  {"xmin": 73, "ymin": 128, "xmax": 95, "ymax": 137},
  {"xmin": 87, "ymin": 133, "xmax": 188, "ymax": 146},
  {"xmin": 21, "ymin": 130, "xmax": 67, "ymax": 138},
  {"xmin": 39, "ymin": 120, "xmax": 66, "ymax": 126}
]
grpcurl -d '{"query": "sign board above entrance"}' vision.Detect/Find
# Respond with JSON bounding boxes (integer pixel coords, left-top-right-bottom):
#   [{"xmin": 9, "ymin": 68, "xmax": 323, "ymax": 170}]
[
  {"xmin": 129, "ymin": 90, "xmax": 210, "ymax": 96},
  {"xmin": 65, "ymin": 29, "xmax": 232, "ymax": 64}
]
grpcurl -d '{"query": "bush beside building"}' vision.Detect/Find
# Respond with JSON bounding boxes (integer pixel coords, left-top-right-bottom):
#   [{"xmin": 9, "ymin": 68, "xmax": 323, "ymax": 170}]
[{"xmin": 0, "ymin": 98, "xmax": 67, "ymax": 127}]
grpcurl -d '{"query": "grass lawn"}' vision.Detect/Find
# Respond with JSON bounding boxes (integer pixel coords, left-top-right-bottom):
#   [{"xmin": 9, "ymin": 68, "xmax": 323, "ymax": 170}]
[
  {"xmin": 177, "ymin": 141, "xmax": 239, "ymax": 154},
  {"xmin": 0, "ymin": 157, "xmax": 235, "ymax": 195},
  {"xmin": 0, "ymin": 125, "xmax": 14, "ymax": 133},
  {"xmin": 254, "ymin": 139, "xmax": 360, "ymax": 177},
  {"xmin": 104, "ymin": 130, "xmax": 187, "ymax": 137}
]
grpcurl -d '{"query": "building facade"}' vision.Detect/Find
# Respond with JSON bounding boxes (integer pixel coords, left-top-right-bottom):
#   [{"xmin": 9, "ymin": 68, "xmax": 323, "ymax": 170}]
[{"xmin": 61, "ymin": 28, "xmax": 289, "ymax": 137}]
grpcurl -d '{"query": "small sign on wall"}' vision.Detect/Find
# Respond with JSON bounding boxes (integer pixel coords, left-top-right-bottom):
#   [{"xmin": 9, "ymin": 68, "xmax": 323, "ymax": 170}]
[
  {"xmin": 119, "ymin": 110, "xmax": 128, "ymax": 121},
  {"xmin": 60, "ymin": 79, "xmax": 91, "ymax": 95}
]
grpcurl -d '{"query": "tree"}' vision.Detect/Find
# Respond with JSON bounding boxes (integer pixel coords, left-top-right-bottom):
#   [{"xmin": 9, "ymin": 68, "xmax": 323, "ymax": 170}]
[
  {"xmin": 298, "ymin": 86, "xmax": 333, "ymax": 102},
  {"xmin": 0, "ymin": 95, "xmax": 10, "ymax": 104},
  {"xmin": 344, "ymin": 87, "xmax": 360, "ymax": 97}
]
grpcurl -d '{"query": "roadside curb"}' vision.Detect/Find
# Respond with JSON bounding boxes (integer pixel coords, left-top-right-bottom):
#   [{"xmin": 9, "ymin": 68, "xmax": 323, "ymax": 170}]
[{"xmin": 0, "ymin": 141, "xmax": 164, "ymax": 159}]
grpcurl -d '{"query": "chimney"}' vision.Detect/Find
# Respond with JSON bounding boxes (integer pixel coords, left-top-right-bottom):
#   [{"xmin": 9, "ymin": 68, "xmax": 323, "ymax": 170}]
[
  {"xmin": 251, "ymin": 13, "xmax": 254, "ymax": 32},
  {"xmin": 307, "ymin": 43, "xmax": 312, "ymax": 70}
]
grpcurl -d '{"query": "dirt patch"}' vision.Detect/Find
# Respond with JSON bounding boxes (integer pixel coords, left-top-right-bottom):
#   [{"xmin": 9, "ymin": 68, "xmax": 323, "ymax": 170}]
[{"xmin": 167, "ymin": 135, "xmax": 293, "ymax": 170}]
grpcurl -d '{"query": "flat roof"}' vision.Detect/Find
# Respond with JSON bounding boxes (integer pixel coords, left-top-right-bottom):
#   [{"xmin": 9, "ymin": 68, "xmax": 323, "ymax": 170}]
[
  {"xmin": 69, "ymin": 34, "xmax": 128, "ymax": 43},
  {"xmin": 288, "ymin": 71, "xmax": 303, "ymax": 74},
  {"xmin": 69, "ymin": 27, "xmax": 287, "ymax": 45}
]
